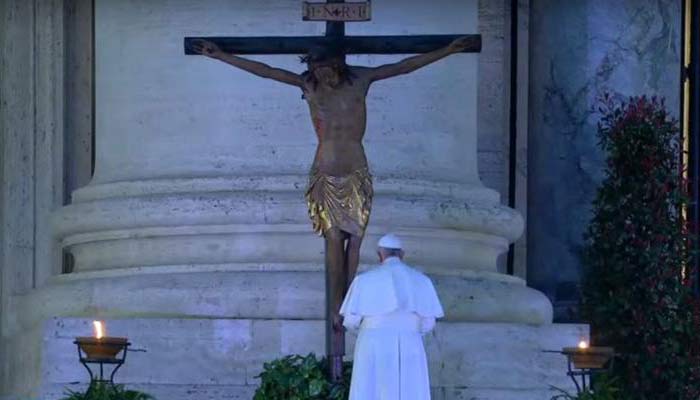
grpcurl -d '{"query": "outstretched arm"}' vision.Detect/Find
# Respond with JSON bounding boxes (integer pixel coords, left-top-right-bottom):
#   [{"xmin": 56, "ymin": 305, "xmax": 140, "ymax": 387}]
[
  {"xmin": 367, "ymin": 36, "xmax": 471, "ymax": 82},
  {"xmin": 191, "ymin": 40, "xmax": 303, "ymax": 88}
]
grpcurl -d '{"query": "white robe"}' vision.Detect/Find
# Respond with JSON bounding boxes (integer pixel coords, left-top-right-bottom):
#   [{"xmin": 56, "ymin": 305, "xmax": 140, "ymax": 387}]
[{"xmin": 340, "ymin": 257, "xmax": 444, "ymax": 400}]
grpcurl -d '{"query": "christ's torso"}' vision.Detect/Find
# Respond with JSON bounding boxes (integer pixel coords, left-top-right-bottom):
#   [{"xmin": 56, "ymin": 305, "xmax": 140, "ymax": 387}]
[{"xmin": 303, "ymin": 67, "xmax": 370, "ymax": 176}]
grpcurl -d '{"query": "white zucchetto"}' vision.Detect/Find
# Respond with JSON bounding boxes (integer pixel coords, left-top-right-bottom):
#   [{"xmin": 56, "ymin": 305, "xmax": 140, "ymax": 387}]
[{"xmin": 377, "ymin": 233, "xmax": 402, "ymax": 250}]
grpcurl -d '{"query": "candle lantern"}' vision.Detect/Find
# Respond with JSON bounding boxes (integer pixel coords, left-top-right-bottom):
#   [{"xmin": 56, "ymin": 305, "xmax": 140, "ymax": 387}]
[
  {"xmin": 74, "ymin": 321, "xmax": 131, "ymax": 395},
  {"xmin": 560, "ymin": 340, "xmax": 615, "ymax": 394}
]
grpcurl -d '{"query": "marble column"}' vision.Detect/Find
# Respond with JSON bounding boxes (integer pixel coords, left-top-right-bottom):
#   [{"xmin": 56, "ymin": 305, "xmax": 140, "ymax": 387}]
[{"xmin": 42, "ymin": 0, "xmax": 551, "ymax": 326}]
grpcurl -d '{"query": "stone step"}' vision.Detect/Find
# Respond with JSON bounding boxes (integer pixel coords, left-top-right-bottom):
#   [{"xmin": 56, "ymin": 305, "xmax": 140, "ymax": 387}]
[{"xmin": 18, "ymin": 317, "xmax": 588, "ymax": 400}]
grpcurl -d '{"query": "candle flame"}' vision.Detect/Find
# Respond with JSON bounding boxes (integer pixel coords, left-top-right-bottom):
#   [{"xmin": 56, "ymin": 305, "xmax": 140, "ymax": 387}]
[
  {"xmin": 578, "ymin": 340, "xmax": 589, "ymax": 349},
  {"xmin": 93, "ymin": 321, "xmax": 105, "ymax": 339}
]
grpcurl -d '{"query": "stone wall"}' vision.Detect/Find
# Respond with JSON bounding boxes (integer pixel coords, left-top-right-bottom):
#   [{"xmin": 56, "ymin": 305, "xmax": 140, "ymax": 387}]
[
  {"xmin": 0, "ymin": 0, "xmax": 67, "ymax": 394},
  {"xmin": 528, "ymin": 0, "xmax": 682, "ymax": 320}
]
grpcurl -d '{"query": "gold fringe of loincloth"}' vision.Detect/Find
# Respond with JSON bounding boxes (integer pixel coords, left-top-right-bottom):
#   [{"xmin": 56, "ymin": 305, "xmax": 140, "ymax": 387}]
[{"xmin": 305, "ymin": 167, "xmax": 373, "ymax": 237}]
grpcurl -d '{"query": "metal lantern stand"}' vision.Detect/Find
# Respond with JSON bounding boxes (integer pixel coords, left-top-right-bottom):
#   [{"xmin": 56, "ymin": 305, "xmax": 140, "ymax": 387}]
[{"xmin": 74, "ymin": 337, "xmax": 131, "ymax": 397}]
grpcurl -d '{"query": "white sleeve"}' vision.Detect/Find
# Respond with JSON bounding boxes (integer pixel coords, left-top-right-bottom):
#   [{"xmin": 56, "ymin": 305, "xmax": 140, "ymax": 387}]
[
  {"xmin": 419, "ymin": 316, "xmax": 436, "ymax": 334},
  {"xmin": 343, "ymin": 313, "xmax": 363, "ymax": 331}
]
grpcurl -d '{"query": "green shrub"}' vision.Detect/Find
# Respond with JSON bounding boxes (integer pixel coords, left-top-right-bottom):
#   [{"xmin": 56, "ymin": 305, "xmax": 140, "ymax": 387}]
[
  {"xmin": 60, "ymin": 382, "xmax": 154, "ymax": 400},
  {"xmin": 253, "ymin": 353, "xmax": 351, "ymax": 400},
  {"xmin": 581, "ymin": 95, "xmax": 700, "ymax": 399}
]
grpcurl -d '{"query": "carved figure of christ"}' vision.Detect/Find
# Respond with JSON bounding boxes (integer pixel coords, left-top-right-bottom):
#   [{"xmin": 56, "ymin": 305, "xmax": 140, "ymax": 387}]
[{"xmin": 190, "ymin": 36, "xmax": 470, "ymax": 379}]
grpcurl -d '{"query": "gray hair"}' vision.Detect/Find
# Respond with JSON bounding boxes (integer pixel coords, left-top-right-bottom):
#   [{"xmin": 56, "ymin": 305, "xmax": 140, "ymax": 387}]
[{"xmin": 379, "ymin": 247, "xmax": 403, "ymax": 258}]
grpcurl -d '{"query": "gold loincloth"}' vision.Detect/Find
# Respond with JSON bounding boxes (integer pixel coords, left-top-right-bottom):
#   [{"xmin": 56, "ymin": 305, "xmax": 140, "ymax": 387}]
[{"xmin": 305, "ymin": 167, "xmax": 373, "ymax": 237}]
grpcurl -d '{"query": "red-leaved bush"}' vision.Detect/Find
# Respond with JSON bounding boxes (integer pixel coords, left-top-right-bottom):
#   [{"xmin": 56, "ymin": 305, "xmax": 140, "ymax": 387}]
[{"xmin": 581, "ymin": 95, "xmax": 700, "ymax": 399}]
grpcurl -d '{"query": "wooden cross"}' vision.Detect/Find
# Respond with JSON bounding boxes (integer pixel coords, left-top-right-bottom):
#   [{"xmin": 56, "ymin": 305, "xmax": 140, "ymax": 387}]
[
  {"xmin": 183, "ymin": 0, "xmax": 481, "ymax": 383},
  {"xmin": 184, "ymin": 1, "xmax": 481, "ymax": 56}
]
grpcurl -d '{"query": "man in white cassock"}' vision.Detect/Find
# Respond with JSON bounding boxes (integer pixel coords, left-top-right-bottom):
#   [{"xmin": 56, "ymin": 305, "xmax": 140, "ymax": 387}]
[{"xmin": 340, "ymin": 233, "xmax": 444, "ymax": 400}]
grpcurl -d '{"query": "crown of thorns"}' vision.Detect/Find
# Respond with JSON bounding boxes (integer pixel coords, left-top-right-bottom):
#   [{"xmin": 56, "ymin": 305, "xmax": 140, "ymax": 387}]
[{"xmin": 300, "ymin": 44, "xmax": 346, "ymax": 64}]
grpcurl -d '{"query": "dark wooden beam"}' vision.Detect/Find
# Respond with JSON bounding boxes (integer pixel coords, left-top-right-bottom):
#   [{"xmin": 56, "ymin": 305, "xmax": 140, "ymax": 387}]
[
  {"xmin": 325, "ymin": 0, "xmax": 345, "ymax": 38},
  {"xmin": 184, "ymin": 34, "xmax": 481, "ymax": 55}
]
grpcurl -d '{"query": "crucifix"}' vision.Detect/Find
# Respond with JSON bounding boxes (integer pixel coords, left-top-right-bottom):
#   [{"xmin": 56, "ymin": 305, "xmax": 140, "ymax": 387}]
[{"xmin": 184, "ymin": 0, "xmax": 481, "ymax": 382}]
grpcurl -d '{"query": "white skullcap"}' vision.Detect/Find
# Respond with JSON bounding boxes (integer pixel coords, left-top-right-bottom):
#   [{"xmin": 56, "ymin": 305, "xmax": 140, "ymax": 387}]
[{"xmin": 377, "ymin": 233, "xmax": 403, "ymax": 250}]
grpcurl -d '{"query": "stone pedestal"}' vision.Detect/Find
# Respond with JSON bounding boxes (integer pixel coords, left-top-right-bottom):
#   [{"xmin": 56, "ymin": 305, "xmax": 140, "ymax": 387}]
[{"xmin": 38, "ymin": 318, "xmax": 585, "ymax": 400}]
